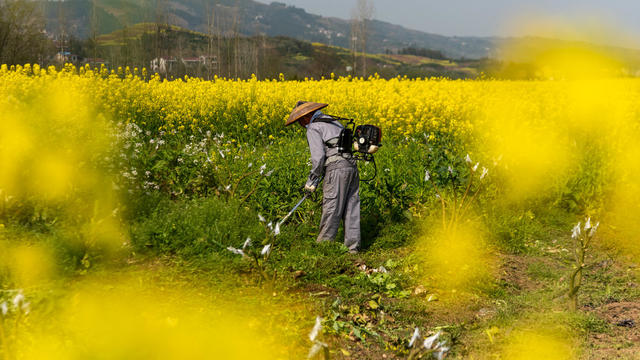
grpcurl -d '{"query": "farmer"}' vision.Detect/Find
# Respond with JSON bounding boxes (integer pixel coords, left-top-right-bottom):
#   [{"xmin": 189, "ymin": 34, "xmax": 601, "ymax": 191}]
[{"xmin": 285, "ymin": 101, "xmax": 361, "ymax": 253}]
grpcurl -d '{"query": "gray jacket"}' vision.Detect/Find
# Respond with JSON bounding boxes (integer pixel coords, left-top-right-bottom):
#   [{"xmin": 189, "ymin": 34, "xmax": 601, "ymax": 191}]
[{"xmin": 305, "ymin": 111, "xmax": 355, "ymax": 188}]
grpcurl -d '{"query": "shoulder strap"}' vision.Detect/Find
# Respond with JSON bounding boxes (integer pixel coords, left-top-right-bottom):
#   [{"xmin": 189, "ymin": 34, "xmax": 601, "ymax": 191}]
[{"xmin": 313, "ymin": 115, "xmax": 343, "ymax": 128}]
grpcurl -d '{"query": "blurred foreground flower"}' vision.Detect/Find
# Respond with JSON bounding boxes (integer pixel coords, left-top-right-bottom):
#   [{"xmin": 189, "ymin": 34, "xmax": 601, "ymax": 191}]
[
  {"xmin": 307, "ymin": 316, "xmax": 329, "ymax": 359},
  {"xmin": 7, "ymin": 279, "xmax": 308, "ymax": 359},
  {"xmin": 407, "ymin": 328, "xmax": 449, "ymax": 360},
  {"xmin": 502, "ymin": 327, "xmax": 575, "ymax": 360},
  {"xmin": 418, "ymin": 222, "xmax": 494, "ymax": 300}
]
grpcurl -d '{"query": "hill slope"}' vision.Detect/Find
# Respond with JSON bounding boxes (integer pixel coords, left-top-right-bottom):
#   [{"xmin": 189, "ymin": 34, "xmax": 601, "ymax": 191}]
[{"xmin": 42, "ymin": 0, "xmax": 498, "ymax": 59}]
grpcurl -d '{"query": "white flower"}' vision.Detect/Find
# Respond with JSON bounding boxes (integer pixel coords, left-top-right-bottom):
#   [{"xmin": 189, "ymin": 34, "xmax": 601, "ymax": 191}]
[
  {"xmin": 309, "ymin": 317, "xmax": 323, "ymax": 341},
  {"xmin": 258, "ymin": 214, "xmax": 266, "ymax": 223},
  {"xmin": 259, "ymin": 164, "xmax": 267, "ymax": 175},
  {"xmin": 473, "ymin": 162, "xmax": 479, "ymax": 172},
  {"xmin": 265, "ymin": 169, "xmax": 274, "ymax": 177},
  {"xmin": 409, "ymin": 327, "xmax": 420, "ymax": 348},
  {"xmin": 150, "ymin": 139, "xmax": 155, "ymax": 144},
  {"xmin": 218, "ymin": 150, "xmax": 225, "ymax": 159},
  {"xmin": 261, "ymin": 244, "xmax": 272, "ymax": 256},
  {"xmin": 1, "ymin": 302, "xmax": 7, "ymax": 316},
  {"xmin": 423, "ymin": 331, "xmax": 441, "ymax": 349},
  {"xmin": 227, "ymin": 246, "xmax": 244, "ymax": 256},
  {"xmin": 307, "ymin": 342, "xmax": 327, "ymax": 359},
  {"xmin": 584, "ymin": 217, "xmax": 592, "ymax": 230},
  {"xmin": 248, "ymin": 162, "xmax": 253, "ymax": 168},
  {"xmin": 267, "ymin": 222, "xmax": 273, "ymax": 230},
  {"xmin": 225, "ymin": 185, "xmax": 231, "ymax": 191},
  {"xmin": 376, "ymin": 266, "xmax": 388, "ymax": 273},
  {"xmin": 435, "ymin": 342, "xmax": 450, "ymax": 360},
  {"xmin": 590, "ymin": 221, "xmax": 600, "ymax": 237},
  {"xmin": 243, "ymin": 237, "xmax": 252, "ymax": 249},
  {"xmin": 465, "ymin": 154, "xmax": 472, "ymax": 163},
  {"xmin": 273, "ymin": 222, "xmax": 281, "ymax": 236},
  {"xmin": 447, "ymin": 166, "xmax": 453, "ymax": 174},
  {"xmin": 424, "ymin": 170, "xmax": 430, "ymax": 182},
  {"xmin": 21, "ymin": 302, "xmax": 30, "ymax": 315},
  {"xmin": 12, "ymin": 292, "xmax": 24, "ymax": 309},
  {"xmin": 435, "ymin": 194, "xmax": 441, "ymax": 200},
  {"xmin": 572, "ymin": 222, "xmax": 581, "ymax": 239},
  {"xmin": 480, "ymin": 167, "xmax": 488, "ymax": 180}
]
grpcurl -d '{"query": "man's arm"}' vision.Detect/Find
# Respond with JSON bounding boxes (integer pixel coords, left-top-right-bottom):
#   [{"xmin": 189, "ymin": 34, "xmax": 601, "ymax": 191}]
[{"xmin": 305, "ymin": 126, "xmax": 325, "ymax": 189}]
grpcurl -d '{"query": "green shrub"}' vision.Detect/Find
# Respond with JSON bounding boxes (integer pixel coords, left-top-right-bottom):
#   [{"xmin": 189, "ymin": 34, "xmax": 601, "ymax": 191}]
[{"xmin": 130, "ymin": 197, "xmax": 264, "ymax": 257}]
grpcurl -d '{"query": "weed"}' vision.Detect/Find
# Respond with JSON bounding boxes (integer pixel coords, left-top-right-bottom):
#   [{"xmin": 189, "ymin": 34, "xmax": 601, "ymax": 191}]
[
  {"xmin": 568, "ymin": 218, "xmax": 600, "ymax": 311},
  {"xmin": 307, "ymin": 316, "xmax": 330, "ymax": 359}
]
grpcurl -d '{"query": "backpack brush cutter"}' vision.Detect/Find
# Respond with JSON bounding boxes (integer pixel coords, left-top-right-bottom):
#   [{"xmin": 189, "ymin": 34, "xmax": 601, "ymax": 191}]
[{"xmin": 278, "ymin": 117, "xmax": 382, "ymax": 228}]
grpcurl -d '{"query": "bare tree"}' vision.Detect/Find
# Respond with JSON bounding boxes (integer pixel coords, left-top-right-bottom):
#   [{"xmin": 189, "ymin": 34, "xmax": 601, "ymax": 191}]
[
  {"xmin": 205, "ymin": 1, "xmax": 216, "ymax": 80},
  {"xmin": 232, "ymin": 4, "xmax": 239, "ymax": 78},
  {"xmin": 89, "ymin": 0, "xmax": 98, "ymax": 63},
  {"xmin": 0, "ymin": 0, "xmax": 47, "ymax": 65},
  {"xmin": 349, "ymin": 14, "xmax": 359, "ymax": 76},
  {"xmin": 350, "ymin": 0, "xmax": 374, "ymax": 77}
]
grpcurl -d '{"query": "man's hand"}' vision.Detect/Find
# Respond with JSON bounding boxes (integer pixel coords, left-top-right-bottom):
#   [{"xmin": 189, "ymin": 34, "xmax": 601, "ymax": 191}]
[{"xmin": 304, "ymin": 184, "xmax": 317, "ymax": 193}]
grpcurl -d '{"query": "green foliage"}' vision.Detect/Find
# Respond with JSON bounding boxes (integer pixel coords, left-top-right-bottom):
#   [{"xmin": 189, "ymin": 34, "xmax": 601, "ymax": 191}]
[
  {"xmin": 130, "ymin": 196, "xmax": 264, "ymax": 257},
  {"xmin": 484, "ymin": 205, "xmax": 538, "ymax": 254},
  {"xmin": 573, "ymin": 313, "xmax": 611, "ymax": 334},
  {"xmin": 325, "ymin": 297, "xmax": 382, "ymax": 343},
  {"xmin": 560, "ymin": 140, "xmax": 611, "ymax": 215},
  {"xmin": 355, "ymin": 271, "xmax": 411, "ymax": 299}
]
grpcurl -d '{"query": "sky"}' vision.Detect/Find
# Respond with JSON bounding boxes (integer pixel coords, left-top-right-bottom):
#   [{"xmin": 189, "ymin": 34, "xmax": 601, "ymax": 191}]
[{"xmin": 260, "ymin": 0, "xmax": 640, "ymax": 46}]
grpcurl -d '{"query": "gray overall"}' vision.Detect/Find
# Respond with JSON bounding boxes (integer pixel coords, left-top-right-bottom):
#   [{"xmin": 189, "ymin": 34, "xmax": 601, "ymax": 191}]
[{"xmin": 305, "ymin": 112, "xmax": 361, "ymax": 252}]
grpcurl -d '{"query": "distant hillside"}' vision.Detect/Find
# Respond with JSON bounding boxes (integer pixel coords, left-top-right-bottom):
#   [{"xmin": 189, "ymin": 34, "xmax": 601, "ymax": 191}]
[
  {"xmin": 41, "ymin": 0, "xmax": 498, "ymax": 59},
  {"xmin": 87, "ymin": 23, "xmax": 482, "ymax": 80},
  {"xmin": 41, "ymin": 0, "xmax": 640, "ymax": 64}
]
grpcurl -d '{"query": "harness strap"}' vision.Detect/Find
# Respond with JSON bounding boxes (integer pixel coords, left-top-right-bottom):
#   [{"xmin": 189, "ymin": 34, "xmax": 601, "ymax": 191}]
[
  {"xmin": 314, "ymin": 116, "xmax": 343, "ymax": 128},
  {"xmin": 325, "ymin": 137, "xmax": 339, "ymax": 148}
]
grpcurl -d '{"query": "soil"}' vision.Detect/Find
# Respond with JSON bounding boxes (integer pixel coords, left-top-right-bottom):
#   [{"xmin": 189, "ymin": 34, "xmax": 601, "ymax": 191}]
[
  {"xmin": 588, "ymin": 302, "xmax": 640, "ymax": 360},
  {"xmin": 499, "ymin": 254, "xmax": 539, "ymax": 292}
]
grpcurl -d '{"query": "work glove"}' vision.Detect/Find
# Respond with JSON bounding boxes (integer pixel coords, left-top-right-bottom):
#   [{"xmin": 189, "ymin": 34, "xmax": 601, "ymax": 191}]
[{"xmin": 304, "ymin": 184, "xmax": 317, "ymax": 194}]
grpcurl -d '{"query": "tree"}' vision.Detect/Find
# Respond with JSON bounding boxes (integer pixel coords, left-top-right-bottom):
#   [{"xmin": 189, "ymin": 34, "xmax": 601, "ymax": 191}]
[
  {"xmin": 89, "ymin": 0, "xmax": 99, "ymax": 62},
  {"xmin": 350, "ymin": 0, "xmax": 374, "ymax": 77},
  {"xmin": 0, "ymin": 0, "xmax": 48, "ymax": 65},
  {"xmin": 349, "ymin": 14, "xmax": 359, "ymax": 76}
]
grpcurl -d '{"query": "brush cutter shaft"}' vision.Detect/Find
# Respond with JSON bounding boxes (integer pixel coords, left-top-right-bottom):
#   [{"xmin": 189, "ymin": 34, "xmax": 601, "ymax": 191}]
[
  {"xmin": 278, "ymin": 177, "xmax": 323, "ymax": 227},
  {"xmin": 279, "ymin": 194, "xmax": 309, "ymax": 226}
]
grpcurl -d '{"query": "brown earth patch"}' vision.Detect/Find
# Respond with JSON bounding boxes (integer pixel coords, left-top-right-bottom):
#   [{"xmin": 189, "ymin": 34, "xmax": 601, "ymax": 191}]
[
  {"xmin": 385, "ymin": 54, "xmax": 453, "ymax": 66},
  {"xmin": 498, "ymin": 254, "xmax": 555, "ymax": 293},
  {"xmin": 588, "ymin": 302, "xmax": 640, "ymax": 360}
]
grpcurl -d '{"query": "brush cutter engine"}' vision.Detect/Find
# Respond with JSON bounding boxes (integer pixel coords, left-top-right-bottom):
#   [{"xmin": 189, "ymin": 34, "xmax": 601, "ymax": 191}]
[
  {"xmin": 354, "ymin": 125, "xmax": 382, "ymax": 157},
  {"xmin": 318, "ymin": 116, "xmax": 383, "ymax": 181}
]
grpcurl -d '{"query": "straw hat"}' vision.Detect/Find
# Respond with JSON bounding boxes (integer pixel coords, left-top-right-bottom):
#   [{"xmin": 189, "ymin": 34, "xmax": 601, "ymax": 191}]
[{"xmin": 285, "ymin": 101, "xmax": 328, "ymax": 126}]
